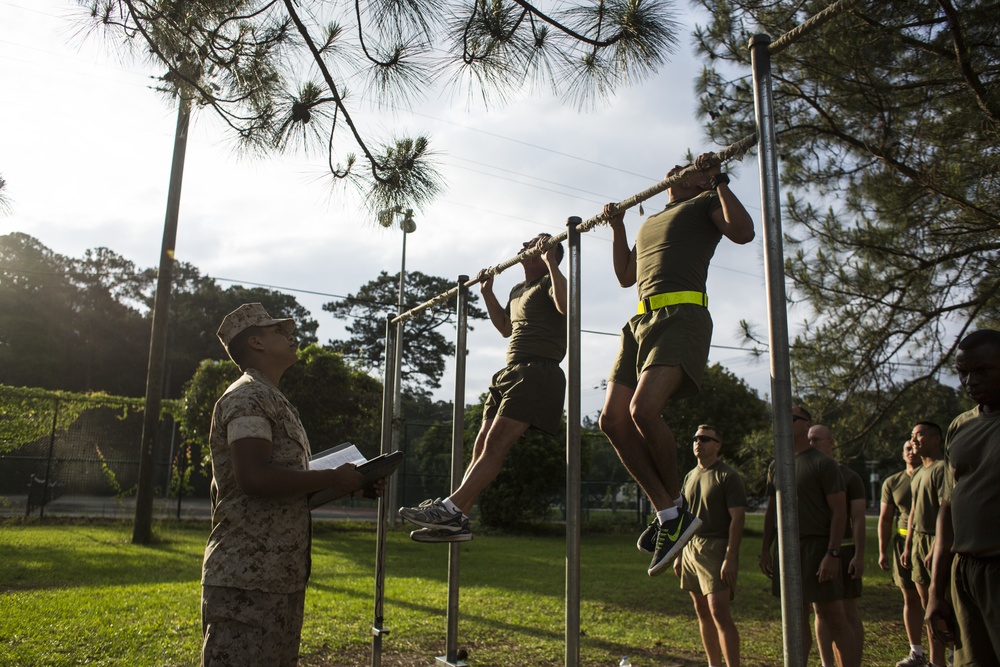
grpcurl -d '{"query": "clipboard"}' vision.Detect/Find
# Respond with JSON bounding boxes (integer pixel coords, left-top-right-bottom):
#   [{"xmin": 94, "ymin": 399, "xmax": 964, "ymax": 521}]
[{"xmin": 308, "ymin": 446, "xmax": 404, "ymax": 509}]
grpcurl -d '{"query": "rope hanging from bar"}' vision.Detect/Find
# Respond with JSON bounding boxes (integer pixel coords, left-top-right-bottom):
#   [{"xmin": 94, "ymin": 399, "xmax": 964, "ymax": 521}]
[{"xmin": 389, "ymin": 0, "xmax": 861, "ymax": 326}]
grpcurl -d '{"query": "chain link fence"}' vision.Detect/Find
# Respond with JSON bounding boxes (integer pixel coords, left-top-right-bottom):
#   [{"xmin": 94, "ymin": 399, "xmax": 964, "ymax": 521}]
[
  {"xmin": 1, "ymin": 387, "xmax": 645, "ymax": 525},
  {"xmin": 0, "ymin": 386, "xmax": 182, "ymax": 519}
]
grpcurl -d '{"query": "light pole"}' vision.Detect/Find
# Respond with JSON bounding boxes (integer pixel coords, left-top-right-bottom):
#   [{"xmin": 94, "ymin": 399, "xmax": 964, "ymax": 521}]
[{"xmin": 378, "ymin": 207, "xmax": 416, "ymax": 520}]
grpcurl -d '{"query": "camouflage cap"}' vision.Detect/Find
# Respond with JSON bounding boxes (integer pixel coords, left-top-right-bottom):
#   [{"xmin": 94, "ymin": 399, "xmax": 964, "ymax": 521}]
[{"xmin": 217, "ymin": 303, "xmax": 296, "ymax": 355}]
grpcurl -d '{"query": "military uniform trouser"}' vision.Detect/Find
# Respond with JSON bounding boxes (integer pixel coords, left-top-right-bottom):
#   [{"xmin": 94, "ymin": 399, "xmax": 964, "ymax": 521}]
[{"xmin": 201, "ymin": 584, "xmax": 306, "ymax": 667}]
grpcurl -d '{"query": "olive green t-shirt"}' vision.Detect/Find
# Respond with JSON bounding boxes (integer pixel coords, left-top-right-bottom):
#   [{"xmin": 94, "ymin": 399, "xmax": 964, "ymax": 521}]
[
  {"xmin": 682, "ymin": 459, "xmax": 747, "ymax": 538},
  {"xmin": 634, "ymin": 191, "xmax": 723, "ymax": 300},
  {"xmin": 504, "ymin": 274, "xmax": 566, "ymax": 364},
  {"xmin": 880, "ymin": 469, "xmax": 913, "ymax": 529},
  {"xmin": 909, "ymin": 458, "xmax": 946, "ymax": 535},
  {"xmin": 768, "ymin": 447, "xmax": 846, "ymax": 539},
  {"xmin": 944, "ymin": 407, "xmax": 1000, "ymax": 556}
]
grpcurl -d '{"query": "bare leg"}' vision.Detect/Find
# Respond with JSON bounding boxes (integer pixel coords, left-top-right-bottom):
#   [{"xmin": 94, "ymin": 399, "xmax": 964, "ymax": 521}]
[
  {"xmin": 448, "ymin": 416, "xmax": 530, "ymax": 515},
  {"xmin": 843, "ymin": 599, "xmax": 863, "ymax": 667},
  {"xmin": 814, "ymin": 600, "xmax": 858, "ymax": 667},
  {"xmin": 628, "ymin": 365, "xmax": 686, "ymax": 502},
  {"xmin": 915, "ymin": 582, "xmax": 945, "ymax": 665},
  {"xmin": 707, "ymin": 590, "xmax": 740, "ymax": 667},
  {"xmin": 598, "ymin": 367, "xmax": 685, "ymax": 511},
  {"xmin": 815, "ymin": 601, "xmax": 839, "ymax": 666},
  {"xmin": 901, "ymin": 586, "xmax": 923, "ymax": 646},
  {"xmin": 599, "ymin": 382, "xmax": 671, "ymax": 510},
  {"xmin": 691, "ymin": 591, "xmax": 723, "ymax": 666},
  {"xmin": 802, "ymin": 604, "xmax": 814, "ymax": 662}
]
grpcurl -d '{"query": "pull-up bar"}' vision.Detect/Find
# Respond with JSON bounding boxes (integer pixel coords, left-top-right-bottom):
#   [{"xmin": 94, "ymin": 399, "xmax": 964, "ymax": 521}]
[{"xmin": 390, "ymin": 131, "xmax": 759, "ymax": 326}]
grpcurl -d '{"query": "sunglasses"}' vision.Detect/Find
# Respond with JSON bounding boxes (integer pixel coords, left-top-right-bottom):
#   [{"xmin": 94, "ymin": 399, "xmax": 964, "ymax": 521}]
[
  {"xmin": 792, "ymin": 415, "xmax": 809, "ymax": 422},
  {"xmin": 693, "ymin": 435, "xmax": 720, "ymax": 444}
]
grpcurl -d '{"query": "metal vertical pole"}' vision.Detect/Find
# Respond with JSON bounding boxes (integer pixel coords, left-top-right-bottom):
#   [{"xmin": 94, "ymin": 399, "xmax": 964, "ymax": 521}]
[
  {"xmin": 437, "ymin": 276, "xmax": 470, "ymax": 666},
  {"xmin": 750, "ymin": 33, "xmax": 805, "ymax": 667},
  {"xmin": 388, "ymin": 230, "xmax": 408, "ymax": 521},
  {"xmin": 372, "ymin": 315, "xmax": 398, "ymax": 667},
  {"xmin": 134, "ymin": 96, "xmax": 191, "ymax": 544},
  {"xmin": 565, "ymin": 217, "xmax": 583, "ymax": 667}
]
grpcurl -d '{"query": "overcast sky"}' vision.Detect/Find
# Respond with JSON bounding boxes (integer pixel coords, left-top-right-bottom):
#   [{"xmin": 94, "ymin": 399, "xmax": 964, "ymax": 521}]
[{"xmin": 2, "ymin": 0, "xmax": 793, "ymax": 419}]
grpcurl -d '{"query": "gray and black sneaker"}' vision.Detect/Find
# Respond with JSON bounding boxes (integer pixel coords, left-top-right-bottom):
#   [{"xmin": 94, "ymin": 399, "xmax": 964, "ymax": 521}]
[
  {"xmin": 637, "ymin": 519, "xmax": 659, "ymax": 554},
  {"xmin": 895, "ymin": 651, "xmax": 928, "ymax": 667},
  {"xmin": 410, "ymin": 520, "xmax": 473, "ymax": 543},
  {"xmin": 398, "ymin": 498, "xmax": 466, "ymax": 532},
  {"xmin": 647, "ymin": 508, "xmax": 701, "ymax": 576}
]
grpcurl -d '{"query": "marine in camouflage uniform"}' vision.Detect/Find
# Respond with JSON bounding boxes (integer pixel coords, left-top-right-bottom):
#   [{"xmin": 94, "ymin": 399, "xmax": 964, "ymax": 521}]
[{"xmin": 201, "ymin": 303, "xmax": 372, "ymax": 667}]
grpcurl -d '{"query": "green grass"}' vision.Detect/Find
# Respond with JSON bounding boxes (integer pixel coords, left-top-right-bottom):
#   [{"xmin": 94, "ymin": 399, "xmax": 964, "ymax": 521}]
[{"xmin": 0, "ymin": 516, "xmax": 910, "ymax": 666}]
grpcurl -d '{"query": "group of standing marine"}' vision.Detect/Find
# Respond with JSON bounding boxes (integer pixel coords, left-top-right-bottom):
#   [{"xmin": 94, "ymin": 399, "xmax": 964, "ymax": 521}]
[{"xmin": 191, "ymin": 148, "xmax": 1000, "ymax": 667}]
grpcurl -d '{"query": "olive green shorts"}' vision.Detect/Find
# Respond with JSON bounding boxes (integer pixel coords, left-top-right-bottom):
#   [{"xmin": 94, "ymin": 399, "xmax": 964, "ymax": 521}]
[
  {"xmin": 910, "ymin": 531, "xmax": 935, "ymax": 586},
  {"xmin": 483, "ymin": 359, "xmax": 566, "ymax": 436},
  {"xmin": 201, "ymin": 585, "xmax": 306, "ymax": 667},
  {"xmin": 680, "ymin": 535, "xmax": 733, "ymax": 597},
  {"xmin": 892, "ymin": 532, "xmax": 916, "ymax": 590},
  {"xmin": 607, "ymin": 303, "xmax": 712, "ymax": 400},
  {"xmin": 951, "ymin": 554, "xmax": 1000, "ymax": 667},
  {"xmin": 771, "ymin": 536, "xmax": 846, "ymax": 603}
]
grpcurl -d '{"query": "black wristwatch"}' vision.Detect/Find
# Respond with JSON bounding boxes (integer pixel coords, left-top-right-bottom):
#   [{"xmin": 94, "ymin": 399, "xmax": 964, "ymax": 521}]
[
  {"xmin": 710, "ymin": 173, "xmax": 731, "ymax": 190},
  {"xmin": 826, "ymin": 548, "xmax": 840, "ymax": 558}
]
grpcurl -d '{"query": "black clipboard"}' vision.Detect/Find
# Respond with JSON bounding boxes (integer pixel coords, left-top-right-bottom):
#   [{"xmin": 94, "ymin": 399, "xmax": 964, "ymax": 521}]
[{"xmin": 308, "ymin": 449, "xmax": 404, "ymax": 509}]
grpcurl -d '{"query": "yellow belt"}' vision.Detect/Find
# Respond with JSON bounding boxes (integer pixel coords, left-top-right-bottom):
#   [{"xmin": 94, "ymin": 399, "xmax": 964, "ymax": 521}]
[
  {"xmin": 898, "ymin": 527, "xmax": 908, "ymax": 536},
  {"xmin": 638, "ymin": 291, "xmax": 709, "ymax": 314}
]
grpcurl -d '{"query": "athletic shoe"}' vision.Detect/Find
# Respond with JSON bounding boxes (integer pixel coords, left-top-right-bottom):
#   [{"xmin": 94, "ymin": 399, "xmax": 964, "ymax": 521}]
[
  {"xmin": 947, "ymin": 648, "xmax": 954, "ymax": 667},
  {"xmin": 895, "ymin": 650, "xmax": 928, "ymax": 667},
  {"xmin": 636, "ymin": 519, "xmax": 658, "ymax": 554},
  {"xmin": 398, "ymin": 498, "xmax": 466, "ymax": 532},
  {"xmin": 647, "ymin": 508, "xmax": 701, "ymax": 577},
  {"xmin": 410, "ymin": 522, "xmax": 473, "ymax": 543}
]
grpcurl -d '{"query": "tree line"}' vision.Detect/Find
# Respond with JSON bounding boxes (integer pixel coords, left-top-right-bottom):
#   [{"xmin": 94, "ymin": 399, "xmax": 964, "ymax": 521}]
[{"xmin": 1, "ymin": 231, "xmax": 974, "ymax": 524}]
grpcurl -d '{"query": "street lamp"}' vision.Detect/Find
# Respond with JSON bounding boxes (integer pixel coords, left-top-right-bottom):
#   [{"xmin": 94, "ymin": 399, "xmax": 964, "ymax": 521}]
[{"xmin": 377, "ymin": 206, "xmax": 416, "ymax": 520}]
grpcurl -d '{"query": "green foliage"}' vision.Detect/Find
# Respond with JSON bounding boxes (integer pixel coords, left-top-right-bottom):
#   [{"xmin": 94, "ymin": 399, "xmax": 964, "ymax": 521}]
[
  {"xmin": 281, "ymin": 344, "xmax": 384, "ymax": 455},
  {"xmin": 405, "ymin": 397, "xmax": 570, "ymax": 527},
  {"xmin": 0, "ymin": 233, "xmax": 318, "ymax": 399},
  {"xmin": 662, "ymin": 363, "xmax": 770, "ymax": 475},
  {"xmin": 0, "ymin": 516, "xmax": 912, "ymax": 667},
  {"xmin": 79, "ymin": 0, "xmax": 683, "ymax": 211},
  {"xmin": 324, "ymin": 270, "xmax": 487, "ymax": 397},
  {"xmin": 0, "ymin": 384, "xmax": 168, "ymax": 455},
  {"xmin": 177, "ymin": 346, "xmax": 384, "ymax": 487},
  {"xmin": 693, "ymin": 0, "xmax": 999, "ymax": 432}
]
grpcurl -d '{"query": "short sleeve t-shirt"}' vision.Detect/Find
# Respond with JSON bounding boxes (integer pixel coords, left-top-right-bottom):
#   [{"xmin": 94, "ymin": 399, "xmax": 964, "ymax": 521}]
[
  {"xmin": 944, "ymin": 407, "xmax": 1000, "ymax": 556},
  {"xmin": 634, "ymin": 191, "xmax": 723, "ymax": 300},
  {"xmin": 682, "ymin": 459, "xmax": 747, "ymax": 538},
  {"xmin": 881, "ymin": 470, "xmax": 913, "ymax": 529},
  {"xmin": 768, "ymin": 447, "xmax": 846, "ymax": 538},
  {"xmin": 909, "ymin": 459, "xmax": 946, "ymax": 536},
  {"xmin": 505, "ymin": 274, "xmax": 566, "ymax": 364},
  {"xmin": 202, "ymin": 369, "xmax": 313, "ymax": 594}
]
